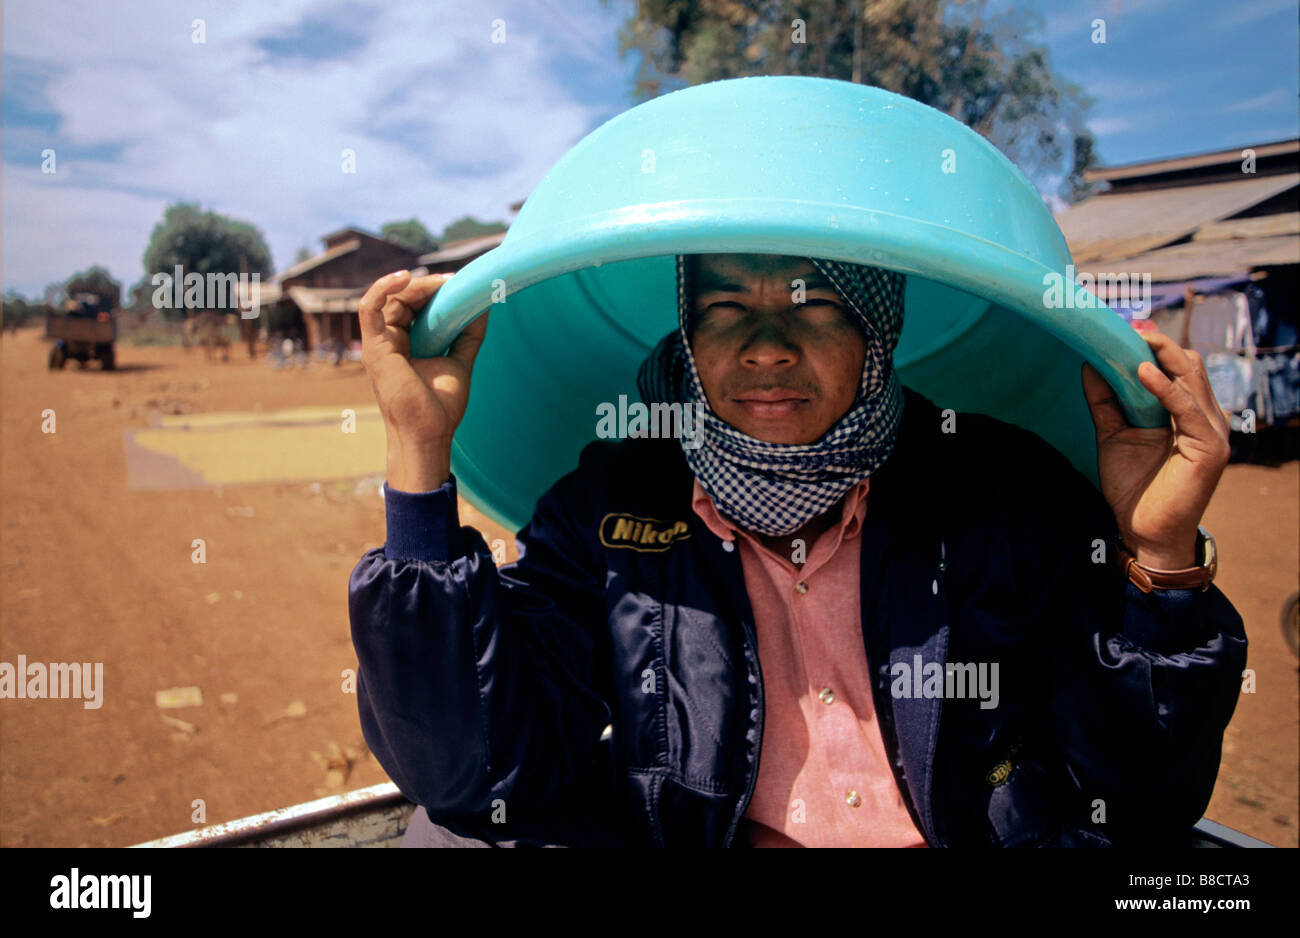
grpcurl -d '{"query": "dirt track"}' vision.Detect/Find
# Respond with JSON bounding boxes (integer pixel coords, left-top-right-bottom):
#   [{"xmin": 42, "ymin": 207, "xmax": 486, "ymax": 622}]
[
  {"xmin": 0, "ymin": 327, "xmax": 514, "ymax": 847},
  {"xmin": 1, "ymin": 325, "xmax": 1296, "ymax": 846}
]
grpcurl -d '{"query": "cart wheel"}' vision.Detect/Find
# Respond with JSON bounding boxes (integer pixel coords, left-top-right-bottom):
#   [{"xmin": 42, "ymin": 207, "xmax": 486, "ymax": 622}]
[
  {"xmin": 48, "ymin": 345, "xmax": 65, "ymax": 370},
  {"xmin": 1283, "ymin": 591, "xmax": 1299, "ymax": 659}
]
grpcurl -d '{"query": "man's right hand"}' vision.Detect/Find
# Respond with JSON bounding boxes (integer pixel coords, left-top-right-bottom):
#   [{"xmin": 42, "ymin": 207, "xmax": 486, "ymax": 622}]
[{"xmin": 358, "ymin": 270, "xmax": 489, "ymax": 492}]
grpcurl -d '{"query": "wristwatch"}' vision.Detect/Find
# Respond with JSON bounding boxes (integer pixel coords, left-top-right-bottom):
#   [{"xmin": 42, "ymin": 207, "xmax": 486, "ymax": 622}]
[{"xmin": 1114, "ymin": 525, "xmax": 1218, "ymax": 593}]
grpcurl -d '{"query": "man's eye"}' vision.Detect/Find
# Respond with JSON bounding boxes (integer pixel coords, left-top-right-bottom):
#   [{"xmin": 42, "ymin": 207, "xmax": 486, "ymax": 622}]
[{"xmin": 699, "ymin": 302, "xmax": 745, "ymax": 318}]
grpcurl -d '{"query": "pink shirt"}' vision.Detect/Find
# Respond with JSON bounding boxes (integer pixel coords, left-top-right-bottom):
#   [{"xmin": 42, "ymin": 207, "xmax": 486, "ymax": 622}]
[{"xmin": 691, "ymin": 477, "xmax": 927, "ymax": 848}]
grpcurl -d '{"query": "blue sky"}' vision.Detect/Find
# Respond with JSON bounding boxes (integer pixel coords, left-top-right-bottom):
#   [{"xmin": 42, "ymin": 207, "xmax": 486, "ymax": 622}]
[{"xmin": 3, "ymin": 0, "xmax": 1296, "ymax": 298}]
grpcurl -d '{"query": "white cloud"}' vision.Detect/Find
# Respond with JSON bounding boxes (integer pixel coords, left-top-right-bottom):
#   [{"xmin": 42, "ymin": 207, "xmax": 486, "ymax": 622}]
[
  {"xmin": 1086, "ymin": 115, "xmax": 1136, "ymax": 135},
  {"xmin": 3, "ymin": 167, "xmax": 171, "ymax": 295},
  {"xmin": 1219, "ymin": 88, "xmax": 1295, "ymax": 113},
  {"xmin": 2, "ymin": 0, "xmax": 631, "ymax": 295},
  {"xmin": 1070, "ymin": 74, "xmax": 1178, "ymax": 104}
]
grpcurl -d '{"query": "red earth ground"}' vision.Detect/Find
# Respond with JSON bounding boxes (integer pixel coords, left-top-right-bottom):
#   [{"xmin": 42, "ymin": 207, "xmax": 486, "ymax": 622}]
[{"xmin": 1, "ymin": 325, "xmax": 1295, "ymax": 846}]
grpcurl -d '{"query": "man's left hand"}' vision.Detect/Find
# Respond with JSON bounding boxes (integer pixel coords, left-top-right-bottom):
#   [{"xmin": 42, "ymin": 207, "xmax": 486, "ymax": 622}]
[{"xmin": 1081, "ymin": 331, "xmax": 1232, "ymax": 570}]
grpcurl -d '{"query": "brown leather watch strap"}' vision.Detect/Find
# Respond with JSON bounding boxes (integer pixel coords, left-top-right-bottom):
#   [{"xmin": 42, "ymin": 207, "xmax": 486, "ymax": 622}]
[{"xmin": 1114, "ymin": 527, "xmax": 1216, "ymax": 593}]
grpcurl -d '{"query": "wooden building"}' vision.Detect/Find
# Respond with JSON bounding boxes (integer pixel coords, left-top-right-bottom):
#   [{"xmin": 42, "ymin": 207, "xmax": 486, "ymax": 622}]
[{"xmin": 276, "ymin": 227, "xmax": 424, "ymax": 351}]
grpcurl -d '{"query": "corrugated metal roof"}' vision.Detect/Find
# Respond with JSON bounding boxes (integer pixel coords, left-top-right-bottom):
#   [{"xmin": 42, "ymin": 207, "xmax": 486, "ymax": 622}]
[
  {"xmin": 1074, "ymin": 234, "xmax": 1300, "ymax": 282},
  {"xmin": 1054, "ymin": 172, "xmax": 1298, "ymax": 263},
  {"xmin": 1192, "ymin": 211, "xmax": 1299, "ymax": 242}
]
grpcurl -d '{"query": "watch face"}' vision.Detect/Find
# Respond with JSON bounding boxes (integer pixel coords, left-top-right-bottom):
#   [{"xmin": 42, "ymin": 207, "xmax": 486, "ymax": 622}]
[{"xmin": 1198, "ymin": 525, "xmax": 1217, "ymax": 580}]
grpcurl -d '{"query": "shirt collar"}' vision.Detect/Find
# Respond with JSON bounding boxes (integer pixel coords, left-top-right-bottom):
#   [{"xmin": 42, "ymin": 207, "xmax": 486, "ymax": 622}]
[{"xmin": 690, "ymin": 476, "xmax": 870, "ymax": 545}]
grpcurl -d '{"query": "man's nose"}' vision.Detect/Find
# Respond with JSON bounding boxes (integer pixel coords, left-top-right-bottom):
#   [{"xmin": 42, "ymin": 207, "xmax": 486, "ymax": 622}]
[{"xmin": 740, "ymin": 321, "xmax": 798, "ymax": 368}]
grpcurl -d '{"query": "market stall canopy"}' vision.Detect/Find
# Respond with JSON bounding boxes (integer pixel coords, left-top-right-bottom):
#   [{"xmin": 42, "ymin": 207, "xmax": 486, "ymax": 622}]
[{"xmin": 411, "ymin": 76, "xmax": 1165, "ymax": 533}]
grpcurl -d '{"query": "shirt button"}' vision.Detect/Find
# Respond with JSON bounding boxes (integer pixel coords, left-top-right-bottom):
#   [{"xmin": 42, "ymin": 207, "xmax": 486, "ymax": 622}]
[
  {"xmin": 795, "ymin": 581, "xmax": 809, "ymax": 595},
  {"xmin": 818, "ymin": 687, "xmax": 835, "ymax": 705},
  {"xmin": 846, "ymin": 790, "xmax": 862, "ymax": 808},
  {"xmin": 722, "ymin": 540, "xmax": 735, "ymax": 552}
]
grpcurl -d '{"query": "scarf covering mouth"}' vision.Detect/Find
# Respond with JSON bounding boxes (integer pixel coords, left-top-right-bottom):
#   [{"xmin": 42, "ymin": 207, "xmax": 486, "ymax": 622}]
[{"xmin": 636, "ymin": 255, "xmax": 907, "ymax": 537}]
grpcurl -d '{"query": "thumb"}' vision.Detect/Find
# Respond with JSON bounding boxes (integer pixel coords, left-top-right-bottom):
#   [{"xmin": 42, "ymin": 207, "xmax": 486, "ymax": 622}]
[
  {"xmin": 446, "ymin": 310, "xmax": 488, "ymax": 372},
  {"xmin": 1081, "ymin": 361, "xmax": 1131, "ymax": 439}
]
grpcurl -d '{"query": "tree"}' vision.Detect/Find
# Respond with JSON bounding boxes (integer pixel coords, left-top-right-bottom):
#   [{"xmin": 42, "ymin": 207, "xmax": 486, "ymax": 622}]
[
  {"xmin": 2, "ymin": 291, "xmax": 50, "ymax": 330},
  {"xmin": 606, "ymin": 0, "xmax": 1101, "ymax": 204},
  {"xmin": 441, "ymin": 216, "xmax": 508, "ymax": 243},
  {"xmin": 142, "ymin": 202, "xmax": 274, "ymax": 322},
  {"xmin": 126, "ymin": 276, "xmax": 154, "ymax": 313},
  {"xmin": 63, "ymin": 265, "xmax": 122, "ymax": 311},
  {"xmin": 380, "ymin": 219, "xmax": 439, "ymax": 254},
  {"xmin": 293, "ymin": 244, "xmax": 313, "ymax": 264}
]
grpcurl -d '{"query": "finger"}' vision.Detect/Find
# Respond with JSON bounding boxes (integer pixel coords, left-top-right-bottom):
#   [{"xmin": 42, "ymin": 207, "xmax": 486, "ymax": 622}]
[
  {"xmin": 358, "ymin": 270, "xmax": 412, "ymax": 342},
  {"xmin": 379, "ymin": 294, "xmax": 414, "ymax": 331},
  {"xmin": 1140, "ymin": 335, "xmax": 1230, "ymax": 443},
  {"xmin": 381, "ymin": 273, "xmax": 453, "ymax": 329},
  {"xmin": 1080, "ymin": 361, "xmax": 1134, "ymax": 439},
  {"xmin": 445, "ymin": 310, "xmax": 489, "ymax": 372},
  {"xmin": 368, "ymin": 273, "xmax": 453, "ymax": 340},
  {"xmin": 391, "ymin": 273, "xmax": 453, "ymax": 309},
  {"xmin": 1138, "ymin": 331, "xmax": 1203, "ymax": 385},
  {"xmin": 1183, "ymin": 348, "xmax": 1231, "ymax": 443},
  {"xmin": 1136, "ymin": 358, "xmax": 1230, "ymax": 461}
]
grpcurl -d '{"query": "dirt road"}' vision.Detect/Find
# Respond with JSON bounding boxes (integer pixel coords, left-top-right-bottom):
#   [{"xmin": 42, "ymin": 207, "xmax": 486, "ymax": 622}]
[
  {"xmin": 1, "ymin": 327, "xmax": 513, "ymax": 846},
  {"xmin": 1, "ymin": 325, "xmax": 1295, "ymax": 846}
]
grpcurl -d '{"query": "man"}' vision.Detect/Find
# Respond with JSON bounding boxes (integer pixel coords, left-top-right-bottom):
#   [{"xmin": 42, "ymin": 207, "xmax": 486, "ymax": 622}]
[{"xmin": 349, "ymin": 252, "xmax": 1246, "ymax": 847}]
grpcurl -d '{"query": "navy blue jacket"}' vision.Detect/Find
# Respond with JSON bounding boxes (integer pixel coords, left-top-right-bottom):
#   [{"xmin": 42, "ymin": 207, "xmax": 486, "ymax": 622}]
[{"xmin": 348, "ymin": 386, "xmax": 1248, "ymax": 847}]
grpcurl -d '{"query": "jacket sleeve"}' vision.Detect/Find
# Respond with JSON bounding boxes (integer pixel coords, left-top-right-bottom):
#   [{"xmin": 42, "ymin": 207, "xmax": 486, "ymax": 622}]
[
  {"xmin": 1008, "ymin": 426, "xmax": 1249, "ymax": 842},
  {"xmin": 347, "ymin": 444, "xmax": 615, "ymax": 827}
]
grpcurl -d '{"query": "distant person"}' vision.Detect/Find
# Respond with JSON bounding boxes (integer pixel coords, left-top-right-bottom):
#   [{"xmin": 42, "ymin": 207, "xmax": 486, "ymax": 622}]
[{"xmin": 350, "ymin": 260, "xmax": 1246, "ymax": 847}]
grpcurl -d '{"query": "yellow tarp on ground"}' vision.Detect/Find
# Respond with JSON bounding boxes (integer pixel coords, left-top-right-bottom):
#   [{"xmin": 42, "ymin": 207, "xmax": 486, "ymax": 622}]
[
  {"xmin": 125, "ymin": 404, "xmax": 385, "ymax": 489},
  {"xmin": 153, "ymin": 403, "xmax": 381, "ymax": 430}
]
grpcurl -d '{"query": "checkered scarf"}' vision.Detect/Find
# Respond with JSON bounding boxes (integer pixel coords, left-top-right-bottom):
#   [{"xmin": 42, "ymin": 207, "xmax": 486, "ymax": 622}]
[{"xmin": 636, "ymin": 255, "xmax": 906, "ymax": 537}]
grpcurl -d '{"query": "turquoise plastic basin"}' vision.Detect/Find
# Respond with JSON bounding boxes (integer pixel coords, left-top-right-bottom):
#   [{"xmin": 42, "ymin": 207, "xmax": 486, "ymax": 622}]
[{"xmin": 412, "ymin": 75, "xmax": 1164, "ymax": 533}]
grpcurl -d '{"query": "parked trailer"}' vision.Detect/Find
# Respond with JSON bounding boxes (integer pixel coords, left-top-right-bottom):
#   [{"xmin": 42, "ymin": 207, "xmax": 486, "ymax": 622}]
[{"xmin": 46, "ymin": 297, "xmax": 116, "ymax": 371}]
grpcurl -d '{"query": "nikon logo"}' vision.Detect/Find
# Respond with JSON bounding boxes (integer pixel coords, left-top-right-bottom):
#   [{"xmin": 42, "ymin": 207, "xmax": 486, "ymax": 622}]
[
  {"xmin": 986, "ymin": 760, "xmax": 1012, "ymax": 787},
  {"xmin": 599, "ymin": 513, "xmax": 691, "ymax": 552}
]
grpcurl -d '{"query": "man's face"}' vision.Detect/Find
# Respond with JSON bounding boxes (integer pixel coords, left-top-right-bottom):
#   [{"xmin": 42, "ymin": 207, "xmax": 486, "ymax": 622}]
[{"xmin": 689, "ymin": 253, "xmax": 868, "ymax": 445}]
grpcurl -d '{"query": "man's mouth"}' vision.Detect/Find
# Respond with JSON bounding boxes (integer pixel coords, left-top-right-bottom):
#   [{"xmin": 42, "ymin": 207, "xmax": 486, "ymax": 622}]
[{"xmin": 731, "ymin": 389, "xmax": 811, "ymax": 419}]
